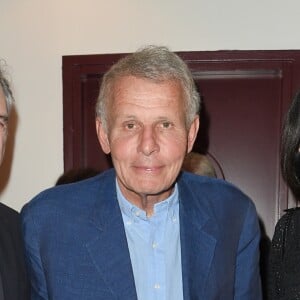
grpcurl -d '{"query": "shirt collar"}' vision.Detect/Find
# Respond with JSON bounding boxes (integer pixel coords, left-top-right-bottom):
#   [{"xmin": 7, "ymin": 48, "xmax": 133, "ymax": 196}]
[{"xmin": 116, "ymin": 179, "xmax": 179, "ymax": 222}]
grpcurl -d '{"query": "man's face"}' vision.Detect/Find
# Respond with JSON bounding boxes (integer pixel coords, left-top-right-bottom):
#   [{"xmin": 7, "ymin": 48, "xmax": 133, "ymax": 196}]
[
  {"xmin": 96, "ymin": 76, "xmax": 199, "ymax": 204},
  {"xmin": 0, "ymin": 88, "xmax": 8, "ymax": 166}
]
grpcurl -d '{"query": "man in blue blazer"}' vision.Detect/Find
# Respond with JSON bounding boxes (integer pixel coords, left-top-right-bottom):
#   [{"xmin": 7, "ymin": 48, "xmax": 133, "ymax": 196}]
[{"xmin": 22, "ymin": 46, "xmax": 262, "ymax": 299}]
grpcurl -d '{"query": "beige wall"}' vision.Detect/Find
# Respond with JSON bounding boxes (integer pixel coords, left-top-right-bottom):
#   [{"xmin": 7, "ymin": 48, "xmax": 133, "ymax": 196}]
[{"xmin": 0, "ymin": 0, "xmax": 299, "ymax": 211}]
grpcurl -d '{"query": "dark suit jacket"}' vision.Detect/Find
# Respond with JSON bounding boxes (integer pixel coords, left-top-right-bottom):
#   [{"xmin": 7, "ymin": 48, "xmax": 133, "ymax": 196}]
[
  {"xmin": 0, "ymin": 202, "xmax": 29, "ymax": 299},
  {"xmin": 21, "ymin": 169, "xmax": 262, "ymax": 299}
]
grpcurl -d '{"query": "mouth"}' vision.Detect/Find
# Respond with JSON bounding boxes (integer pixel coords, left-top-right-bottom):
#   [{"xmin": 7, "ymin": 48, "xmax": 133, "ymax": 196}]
[{"xmin": 133, "ymin": 165, "xmax": 162, "ymax": 173}]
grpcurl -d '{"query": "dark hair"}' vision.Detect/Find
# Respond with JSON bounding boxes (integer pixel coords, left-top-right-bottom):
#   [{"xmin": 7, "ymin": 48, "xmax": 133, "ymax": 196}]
[
  {"xmin": 281, "ymin": 91, "xmax": 300, "ymax": 198},
  {"xmin": 55, "ymin": 168, "xmax": 99, "ymax": 185}
]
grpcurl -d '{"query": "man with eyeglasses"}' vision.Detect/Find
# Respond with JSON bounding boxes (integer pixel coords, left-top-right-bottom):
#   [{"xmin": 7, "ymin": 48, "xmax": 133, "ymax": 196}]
[{"xmin": 0, "ymin": 65, "xmax": 29, "ymax": 300}]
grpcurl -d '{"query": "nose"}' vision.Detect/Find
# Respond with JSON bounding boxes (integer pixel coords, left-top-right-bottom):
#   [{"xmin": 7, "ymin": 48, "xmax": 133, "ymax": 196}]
[{"xmin": 137, "ymin": 126, "xmax": 159, "ymax": 156}]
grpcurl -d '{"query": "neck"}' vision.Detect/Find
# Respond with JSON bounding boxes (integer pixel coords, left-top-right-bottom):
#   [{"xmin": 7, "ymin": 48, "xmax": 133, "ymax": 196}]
[
  {"xmin": 139, "ymin": 195, "xmax": 157, "ymax": 217},
  {"xmin": 116, "ymin": 178, "xmax": 175, "ymax": 217}
]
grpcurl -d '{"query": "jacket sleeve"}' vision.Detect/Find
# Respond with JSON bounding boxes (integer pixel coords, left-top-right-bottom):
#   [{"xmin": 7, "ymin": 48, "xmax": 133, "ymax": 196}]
[
  {"xmin": 234, "ymin": 200, "xmax": 262, "ymax": 300},
  {"xmin": 21, "ymin": 203, "xmax": 49, "ymax": 300}
]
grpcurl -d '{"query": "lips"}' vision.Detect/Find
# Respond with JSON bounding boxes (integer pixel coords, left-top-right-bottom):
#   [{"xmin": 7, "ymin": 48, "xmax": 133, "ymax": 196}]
[{"xmin": 133, "ymin": 165, "xmax": 163, "ymax": 173}]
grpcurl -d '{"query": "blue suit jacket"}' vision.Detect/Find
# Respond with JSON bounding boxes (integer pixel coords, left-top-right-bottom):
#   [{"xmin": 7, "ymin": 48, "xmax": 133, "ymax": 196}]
[{"xmin": 21, "ymin": 169, "xmax": 262, "ymax": 299}]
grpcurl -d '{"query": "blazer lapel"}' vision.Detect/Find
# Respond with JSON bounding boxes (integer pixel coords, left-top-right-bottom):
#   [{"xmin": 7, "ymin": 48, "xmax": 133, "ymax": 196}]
[
  {"xmin": 85, "ymin": 172, "xmax": 138, "ymax": 300},
  {"xmin": 179, "ymin": 179, "xmax": 218, "ymax": 300}
]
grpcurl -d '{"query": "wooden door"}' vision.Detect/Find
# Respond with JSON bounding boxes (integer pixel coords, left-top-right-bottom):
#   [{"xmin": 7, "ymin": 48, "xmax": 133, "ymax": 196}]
[{"xmin": 62, "ymin": 50, "xmax": 300, "ymax": 239}]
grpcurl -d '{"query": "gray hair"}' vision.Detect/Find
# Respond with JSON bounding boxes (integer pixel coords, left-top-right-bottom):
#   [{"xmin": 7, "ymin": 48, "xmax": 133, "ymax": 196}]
[
  {"xmin": 96, "ymin": 45, "xmax": 200, "ymax": 129},
  {"xmin": 0, "ymin": 63, "xmax": 14, "ymax": 114}
]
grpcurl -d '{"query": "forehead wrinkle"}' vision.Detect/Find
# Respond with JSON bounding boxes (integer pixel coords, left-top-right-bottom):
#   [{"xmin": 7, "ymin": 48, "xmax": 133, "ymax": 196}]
[
  {"xmin": 112, "ymin": 101, "xmax": 185, "ymax": 124},
  {"xmin": 112, "ymin": 98, "xmax": 177, "ymax": 112},
  {"xmin": 116, "ymin": 114, "xmax": 167, "ymax": 121},
  {"xmin": 112, "ymin": 79, "xmax": 182, "ymax": 106}
]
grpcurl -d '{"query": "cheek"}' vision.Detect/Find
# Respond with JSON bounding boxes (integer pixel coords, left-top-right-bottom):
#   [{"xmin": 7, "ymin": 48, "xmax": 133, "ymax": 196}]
[
  {"xmin": 0, "ymin": 135, "xmax": 6, "ymax": 159},
  {"xmin": 0, "ymin": 132, "xmax": 6, "ymax": 146},
  {"xmin": 163, "ymin": 132, "xmax": 188, "ymax": 153},
  {"xmin": 109, "ymin": 128, "xmax": 188, "ymax": 161},
  {"xmin": 108, "ymin": 135, "xmax": 133, "ymax": 159}
]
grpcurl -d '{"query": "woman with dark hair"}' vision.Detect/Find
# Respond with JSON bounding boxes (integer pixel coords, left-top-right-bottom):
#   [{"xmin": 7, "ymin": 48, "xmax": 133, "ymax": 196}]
[
  {"xmin": 281, "ymin": 91, "xmax": 300, "ymax": 198},
  {"xmin": 268, "ymin": 91, "xmax": 300, "ymax": 300}
]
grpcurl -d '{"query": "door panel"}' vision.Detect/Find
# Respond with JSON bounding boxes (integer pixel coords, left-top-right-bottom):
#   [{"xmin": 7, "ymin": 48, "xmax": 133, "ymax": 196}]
[{"xmin": 193, "ymin": 68, "xmax": 285, "ymax": 238}]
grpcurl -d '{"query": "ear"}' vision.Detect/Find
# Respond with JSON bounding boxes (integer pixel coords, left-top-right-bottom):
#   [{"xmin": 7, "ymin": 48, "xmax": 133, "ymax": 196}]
[
  {"xmin": 187, "ymin": 116, "xmax": 200, "ymax": 153},
  {"xmin": 95, "ymin": 117, "xmax": 111, "ymax": 154}
]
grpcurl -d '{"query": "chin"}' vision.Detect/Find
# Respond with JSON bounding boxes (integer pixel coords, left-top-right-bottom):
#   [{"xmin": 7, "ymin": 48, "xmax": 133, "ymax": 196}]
[{"xmin": 137, "ymin": 183, "xmax": 173, "ymax": 196}]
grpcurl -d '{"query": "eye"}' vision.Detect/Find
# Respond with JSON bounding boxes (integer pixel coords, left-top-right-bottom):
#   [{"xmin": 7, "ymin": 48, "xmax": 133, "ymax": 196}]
[
  {"xmin": 0, "ymin": 118, "xmax": 7, "ymax": 133},
  {"xmin": 126, "ymin": 123, "xmax": 135, "ymax": 129},
  {"xmin": 160, "ymin": 121, "xmax": 172, "ymax": 129},
  {"xmin": 124, "ymin": 121, "xmax": 138, "ymax": 130}
]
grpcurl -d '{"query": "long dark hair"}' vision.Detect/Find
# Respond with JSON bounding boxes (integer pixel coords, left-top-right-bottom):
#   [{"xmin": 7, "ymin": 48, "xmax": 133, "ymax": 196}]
[{"xmin": 281, "ymin": 91, "xmax": 300, "ymax": 198}]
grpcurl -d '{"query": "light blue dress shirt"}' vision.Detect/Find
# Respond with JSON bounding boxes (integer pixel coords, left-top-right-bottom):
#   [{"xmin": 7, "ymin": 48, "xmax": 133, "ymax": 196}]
[{"xmin": 117, "ymin": 181, "xmax": 183, "ymax": 300}]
